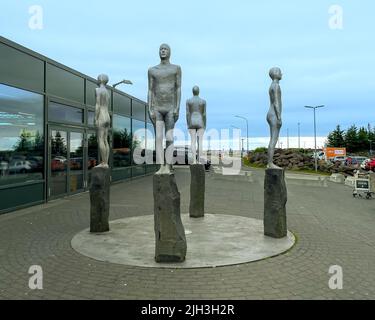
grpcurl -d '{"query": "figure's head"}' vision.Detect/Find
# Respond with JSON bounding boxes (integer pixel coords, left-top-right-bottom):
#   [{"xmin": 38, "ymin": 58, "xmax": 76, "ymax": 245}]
[
  {"xmin": 97, "ymin": 74, "xmax": 109, "ymax": 85},
  {"xmin": 159, "ymin": 43, "xmax": 171, "ymax": 60},
  {"xmin": 269, "ymin": 67, "xmax": 282, "ymax": 80},
  {"xmin": 192, "ymin": 86, "xmax": 200, "ymax": 96}
]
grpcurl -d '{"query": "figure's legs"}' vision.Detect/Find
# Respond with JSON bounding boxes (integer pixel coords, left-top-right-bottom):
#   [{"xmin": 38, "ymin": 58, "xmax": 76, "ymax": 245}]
[
  {"xmin": 164, "ymin": 111, "xmax": 175, "ymax": 170},
  {"xmin": 197, "ymin": 128, "xmax": 205, "ymax": 163},
  {"xmin": 189, "ymin": 129, "xmax": 197, "ymax": 164},
  {"xmin": 267, "ymin": 124, "xmax": 281, "ymax": 169},
  {"xmin": 154, "ymin": 111, "xmax": 165, "ymax": 167},
  {"xmin": 97, "ymin": 127, "xmax": 109, "ymax": 167},
  {"xmin": 103, "ymin": 127, "xmax": 109, "ymax": 165}
]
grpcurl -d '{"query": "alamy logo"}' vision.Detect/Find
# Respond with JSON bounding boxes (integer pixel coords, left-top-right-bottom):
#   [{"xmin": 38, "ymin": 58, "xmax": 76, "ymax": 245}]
[
  {"xmin": 28, "ymin": 265, "xmax": 43, "ymax": 290},
  {"xmin": 328, "ymin": 5, "xmax": 344, "ymax": 30},
  {"xmin": 28, "ymin": 5, "xmax": 44, "ymax": 30},
  {"xmin": 328, "ymin": 265, "xmax": 343, "ymax": 290}
]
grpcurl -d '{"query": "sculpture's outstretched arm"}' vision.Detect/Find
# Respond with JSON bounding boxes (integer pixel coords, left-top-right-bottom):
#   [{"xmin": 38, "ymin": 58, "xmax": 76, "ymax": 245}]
[
  {"xmin": 203, "ymin": 100, "xmax": 207, "ymax": 129},
  {"xmin": 186, "ymin": 101, "xmax": 190, "ymax": 128},
  {"xmin": 147, "ymin": 69, "xmax": 155, "ymax": 122},
  {"xmin": 175, "ymin": 66, "xmax": 182, "ymax": 117},
  {"xmin": 274, "ymin": 86, "xmax": 282, "ymax": 122}
]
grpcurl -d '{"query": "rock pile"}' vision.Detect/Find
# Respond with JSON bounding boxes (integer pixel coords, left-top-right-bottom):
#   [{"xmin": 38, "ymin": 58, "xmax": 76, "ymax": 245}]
[{"xmin": 246, "ymin": 149, "xmax": 358, "ymax": 176}]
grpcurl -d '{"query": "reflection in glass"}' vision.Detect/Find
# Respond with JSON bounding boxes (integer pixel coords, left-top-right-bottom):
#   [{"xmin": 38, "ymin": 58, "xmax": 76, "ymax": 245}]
[
  {"xmin": 69, "ymin": 132, "xmax": 83, "ymax": 192},
  {"xmin": 113, "ymin": 115, "xmax": 131, "ymax": 168},
  {"xmin": 0, "ymin": 84, "xmax": 44, "ymax": 186},
  {"xmin": 87, "ymin": 133, "xmax": 98, "ymax": 170},
  {"xmin": 146, "ymin": 122, "xmax": 156, "ymax": 165},
  {"xmin": 50, "ymin": 130, "xmax": 67, "ymax": 196},
  {"xmin": 49, "ymin": 102, "xmax": 83, "ymax": 124},
  {"xmin": 132, "ymin": 119, "xmax": 146, "ymax": 166},
  {"xmin": 87, "ymin": 110, "xmax": 95, "ymax": 126}
]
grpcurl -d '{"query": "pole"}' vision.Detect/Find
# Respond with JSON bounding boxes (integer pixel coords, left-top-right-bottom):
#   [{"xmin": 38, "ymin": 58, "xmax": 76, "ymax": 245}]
[
  {"xmin": 287, "ymin": 128, "xmax": 289, "ymax": 149},
  {"xmin": 235, "ymin": 115, "xmax": 249, "ymax": 155},
  {"xmin": 305, "ymin": 105, "xmax": 325, "ymax": 172},
  {"xmin": 314, "ymin": 108, "xmax": 317, "ymax": 172},
  {"xmin": 298, "ymin": 122, "xmax": 301, "ymax": 149}
]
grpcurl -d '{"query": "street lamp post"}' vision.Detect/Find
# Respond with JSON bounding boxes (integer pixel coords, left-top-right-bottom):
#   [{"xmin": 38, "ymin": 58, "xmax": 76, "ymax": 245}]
[
  {"xmin": 231, "ymin": 125, "xmax": 242, "ymax": 157},
  {"xmin": 235, "ymin": 115, "xmax": 249, "ymax": 154},
  {"xmin": 304, "ymin": 105, "xmax": 325, "ymax": 172},
  {"xmin": 112, "ymin": 79, "xmax": 133, "ymax": 89}
]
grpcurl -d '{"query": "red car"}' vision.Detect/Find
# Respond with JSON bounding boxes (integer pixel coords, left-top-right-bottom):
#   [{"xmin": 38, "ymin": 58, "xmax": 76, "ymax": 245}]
[{"xmin": 365, "ymin": 158, "xmax": 375, "ymax": 172}]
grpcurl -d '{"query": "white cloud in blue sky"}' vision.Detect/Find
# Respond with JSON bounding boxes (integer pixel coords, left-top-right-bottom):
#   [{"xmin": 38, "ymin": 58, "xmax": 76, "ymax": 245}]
[{"xmin": 0, "ymin": 0, "xmax": 374, "ymax": 140}]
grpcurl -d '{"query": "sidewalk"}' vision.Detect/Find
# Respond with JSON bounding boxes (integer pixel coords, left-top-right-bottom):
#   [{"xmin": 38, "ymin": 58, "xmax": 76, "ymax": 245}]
[{"xmin": 0, "ymin": 167, "xmax": 374, "ymax": 299}]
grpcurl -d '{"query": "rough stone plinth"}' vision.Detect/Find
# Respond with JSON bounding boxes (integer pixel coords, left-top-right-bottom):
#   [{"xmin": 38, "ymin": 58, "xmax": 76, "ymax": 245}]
[
  {"xmin": 90, "ymin": 166, "xmax": 110, "ymax": 233},
  {"xmin": 153, "ymin": 174, "xmax": 187, "ymax": 263},
  {"xmin": 189, "ymin": 164, "xmax": 205, "ymax": 218},
  {"xmin": 264, "ymin": 168, "xmax": 287, "ymax": 238}
]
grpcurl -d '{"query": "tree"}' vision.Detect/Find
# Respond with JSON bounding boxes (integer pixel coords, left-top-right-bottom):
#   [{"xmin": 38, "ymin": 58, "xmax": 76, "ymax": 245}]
[
  {"xmin": 357, "ymin": 127, "xmax": 369, "ymax": 152},
  {"xmin": 326, "ymin": 125, "xmax": 345, "ymax": 147},
  {"xmin": 344, "ymin": 125, "xmax": 359, "ymax": 153}
]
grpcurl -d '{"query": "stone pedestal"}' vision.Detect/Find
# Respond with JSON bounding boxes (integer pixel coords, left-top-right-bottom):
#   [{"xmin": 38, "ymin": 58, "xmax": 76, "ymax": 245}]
[
  {"xmin": 264, "ymin": 168, "xmax": 287, "ymax": 238},
  {"xmin": 189, "ymin": 164, "xmax": 205, "ymax": 218},
  {"xmin": 153, "ymin": 174, "xmax": 187, "ymax": 262},
  {"xmin": 90, "ymin": 166, "xmax": 110, "ymax": 233}
]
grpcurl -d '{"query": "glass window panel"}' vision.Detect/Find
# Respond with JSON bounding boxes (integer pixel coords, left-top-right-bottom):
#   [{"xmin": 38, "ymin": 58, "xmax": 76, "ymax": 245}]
[
  {"xmin": 70, "ymin": 132, "xmax": 83, "ymax": 171},
  {"xmin": 113, "ymin": 115, "xmax": 131, "ymax": 168},
  {"xmin": 87, "ymin": 133, "xmax": 98, "ymax": 170},
  {"xmin": 49, "ymin": 102, "xmax": 83, "ymax": 124},
  {"xmin": 86, "ymin": 80, "xmax": 97, "ymax": 107},
  {"xmin": 113, "ymin": 93, "xmax": 131, "ymax": 116},
  {"xmin": 132, "ymin": 100, "xmax": 146, "ymax": 121},
  {"xmin": 69, "ymin": 132, "xmax": 83, "ymax": 193},
  {"xmin": 87, "ymin": 110, "xmax": 95, "ymax": 126},
  {"xmin": 0, "ymin": 84, "xmax": 44, "ymax": 186},
  {"xmin": 132, "ymin": 120, "xmax": 146, "ymax": 166},
  {"xmin": 46, "ymin": 63, "xmax": 84, "ymax": 103},
  {"xmin": 50, "ymin": 130, "xmax": 67, "ymax": 197},
  {"xmin": 0, "ymin": 43, "xmax": 44, "ymax": 93}
]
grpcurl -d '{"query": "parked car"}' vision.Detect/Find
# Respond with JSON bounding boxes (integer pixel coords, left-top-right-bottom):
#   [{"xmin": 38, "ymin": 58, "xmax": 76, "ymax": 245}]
[
  {"xmin": 361, "ymin": 158, "xmax": 371, "ymax": 170},
  {"xmin": 8, "ymin": 160, "xmax": 32, "ymax": 174},
  {"xmin": 365, "ymin": 159, "xmax": 375, "ymax": 172},
  {"xmin": 332, "ymin": 156, "xmax": 346, "ymax": 164}
]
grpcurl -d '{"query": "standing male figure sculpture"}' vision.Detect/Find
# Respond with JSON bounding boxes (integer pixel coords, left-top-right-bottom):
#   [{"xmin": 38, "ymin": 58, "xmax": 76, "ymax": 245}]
[
  {"xmin": 267, "ymin": 67, "xmax": 282, "ymax": 169},
  {"xmin": 148, "ymin": 44, "xmax": 186, "ymax": 262},
  {"xmin": 95, "ymin": 74, "xmax": 111, "ymax": 167},
  {"xmin": 148, "ymin": 43, "xmax": 182, "ymax": 174},
  {"xmin": 90, "ymin": 74, "xmax": 111, "ymax": 233},
  {"xmin": 186, "ymin": 86, "xmax": 206, "ymax": 164},
  {"xmin": 186, "ymin": 86, "xmax": 207, "ymax": 218},
  {"xmin": 264, "ymin": 67, "xmax": 287, "ymax": 239}
]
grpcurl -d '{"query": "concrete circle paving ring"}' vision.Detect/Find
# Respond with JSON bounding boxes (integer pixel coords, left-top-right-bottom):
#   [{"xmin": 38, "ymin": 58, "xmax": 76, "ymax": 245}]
[{"xmin": 71, "ymin": 214, "xmax": 296, "ymax": 268}]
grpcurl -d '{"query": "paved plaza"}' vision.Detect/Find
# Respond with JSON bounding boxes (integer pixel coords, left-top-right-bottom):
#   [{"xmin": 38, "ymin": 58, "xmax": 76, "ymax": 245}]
[{"xmin": 0, "ymin": 166, "xmax": 374, "ymax": 300}]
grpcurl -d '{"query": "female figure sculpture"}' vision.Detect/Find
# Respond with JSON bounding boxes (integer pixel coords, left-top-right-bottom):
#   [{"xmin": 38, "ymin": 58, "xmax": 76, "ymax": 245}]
[
  {"xmin": 267, "ymin": 67, "xmax": 283, "ymax": 169},
  {"xmin": 95, "ymin": 74, "xmax": 111, "ymax": 167}
]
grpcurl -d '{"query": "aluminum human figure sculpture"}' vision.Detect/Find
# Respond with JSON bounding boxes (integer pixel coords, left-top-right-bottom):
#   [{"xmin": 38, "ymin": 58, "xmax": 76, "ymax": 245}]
[
  {"xmin": 95, "ymin": 74, "xmax": 110, "ymax": 167},
  {"xmin": 186, "ymin": 86, "xmax": 206, "ymax": 164},
  {"xmin": 267, "ymin": 67, "xmax": 283, "ymax": 169},
  {"xmin": 148, "ymin": 44, "xmax": 182, "ymax": 174}
]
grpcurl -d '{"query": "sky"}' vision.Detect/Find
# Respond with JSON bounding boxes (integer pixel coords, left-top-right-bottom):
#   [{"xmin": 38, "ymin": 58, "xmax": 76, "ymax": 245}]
[{"xmin": 0, "ymin": 0, "xmax": 374, "ymax": 149}]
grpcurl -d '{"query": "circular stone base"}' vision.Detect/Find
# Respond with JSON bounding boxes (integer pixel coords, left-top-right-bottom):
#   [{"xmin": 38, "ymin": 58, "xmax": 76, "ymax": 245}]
[{"xmin": 71, "ymin": 214, "xmax": 295, "ymax": 269}]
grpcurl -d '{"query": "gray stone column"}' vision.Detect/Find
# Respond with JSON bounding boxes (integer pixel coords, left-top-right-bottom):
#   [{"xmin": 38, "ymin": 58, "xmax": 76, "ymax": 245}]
[
  {"xmin": 90, "ymin": 166, "xmax": 110, "ymax": 233},
  {"xmin": 154, "ymin": 174, "xmax": 187, "ymax": 262},
  {"xmin": 189, "ymin": 164, "xmax": 205, "ymax": 218},
  {"xmin": 264, "ymin": 168, "xmax": 287, "ymax": 238}
]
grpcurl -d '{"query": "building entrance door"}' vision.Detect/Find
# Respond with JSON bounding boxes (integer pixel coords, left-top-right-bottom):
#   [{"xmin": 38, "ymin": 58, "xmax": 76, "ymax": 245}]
[{"xmin": 48, "ymin": 127, "xmax": 85, "ymax": 199}]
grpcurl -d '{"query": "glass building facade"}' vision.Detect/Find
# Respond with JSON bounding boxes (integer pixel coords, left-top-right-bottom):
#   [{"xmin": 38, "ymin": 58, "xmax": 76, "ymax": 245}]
[{"xmin": 0, "ymin": 36, "xmax": 156, "ymax": 214}]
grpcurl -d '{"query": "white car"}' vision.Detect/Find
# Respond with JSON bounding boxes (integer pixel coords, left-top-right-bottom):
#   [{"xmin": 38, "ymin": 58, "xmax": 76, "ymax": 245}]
[{"xmin": 8, "ymin": 160, "xmax": 32, "ymax": 173}]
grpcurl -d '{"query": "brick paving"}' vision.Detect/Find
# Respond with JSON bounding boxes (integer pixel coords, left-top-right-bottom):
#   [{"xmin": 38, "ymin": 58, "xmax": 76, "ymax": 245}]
[{"xmin": 0, "ymin": 167, "xmax": 374, "ymax": 300}]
